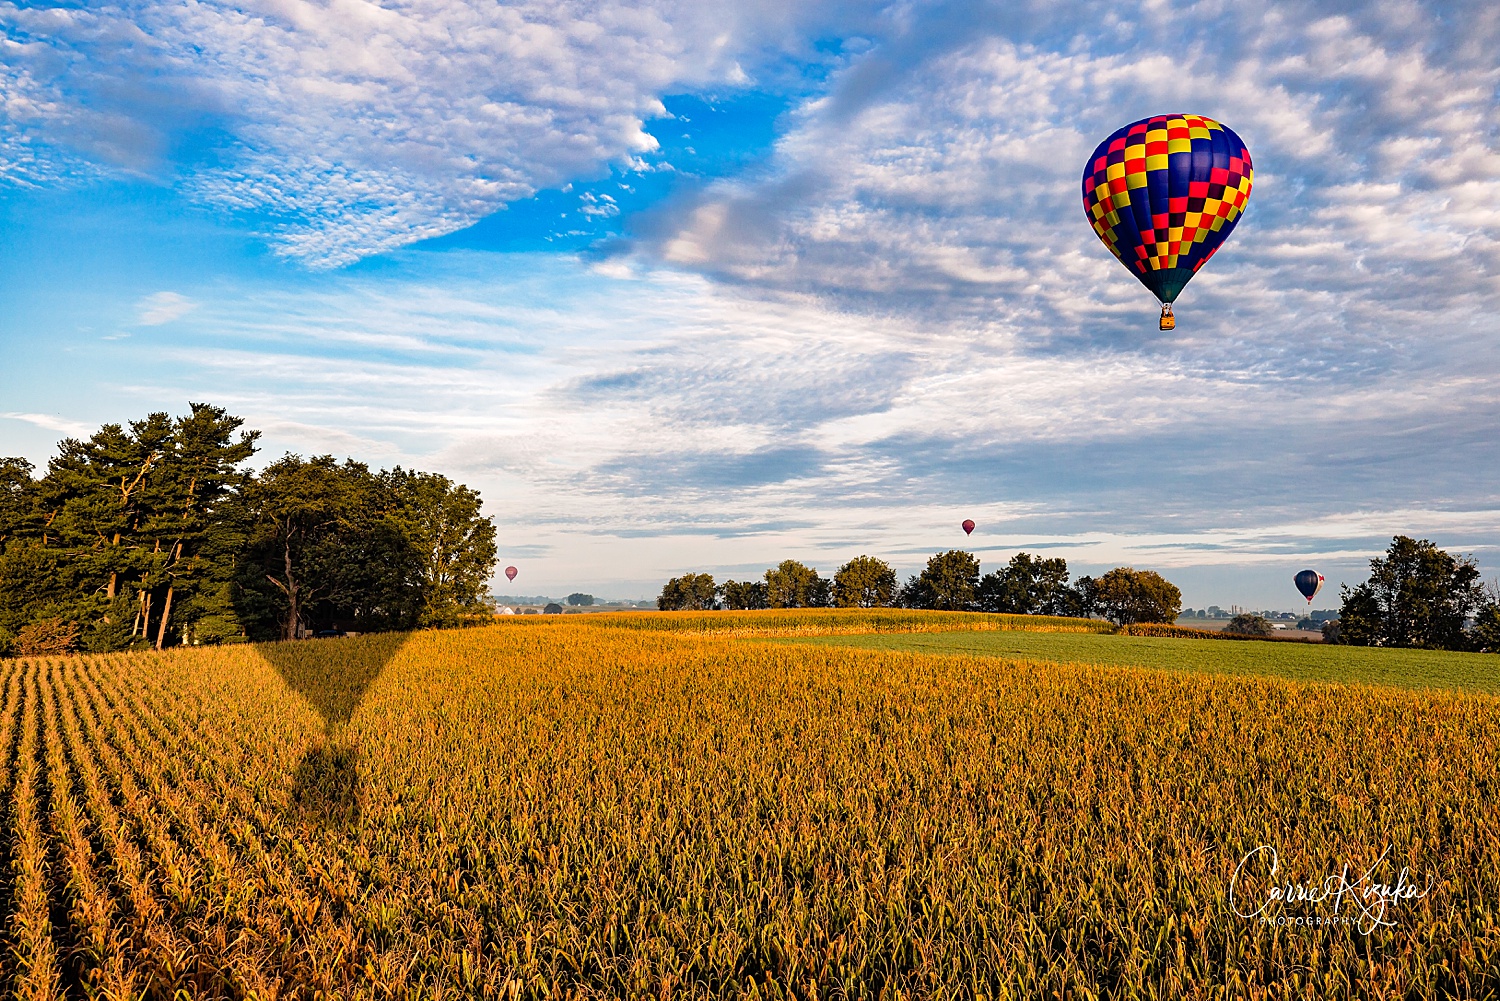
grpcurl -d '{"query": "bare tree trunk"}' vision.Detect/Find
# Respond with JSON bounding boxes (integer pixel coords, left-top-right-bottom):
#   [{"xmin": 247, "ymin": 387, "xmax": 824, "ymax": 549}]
[
  {"xmin": 141, "ymin": 591, "xmax": 154, "ymax": 641},
  {"xmin": 283, "ymin": 539, "xmax": 299, "ymax": 641},
  {"xmin": 155, "ymin": 586, "xmax": 175, "ymax": 650}
]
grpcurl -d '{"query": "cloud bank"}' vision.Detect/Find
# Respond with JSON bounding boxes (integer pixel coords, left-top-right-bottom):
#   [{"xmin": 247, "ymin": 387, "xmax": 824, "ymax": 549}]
[{"xmin": 0, "ymin": 0, "xmax": 878, "ymax": 263}]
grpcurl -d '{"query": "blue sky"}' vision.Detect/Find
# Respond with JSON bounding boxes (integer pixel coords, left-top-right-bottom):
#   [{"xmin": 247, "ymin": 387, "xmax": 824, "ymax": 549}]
[{"xmin": 3, "ymin": 0, "xmax": 1499, "ymax": 607}]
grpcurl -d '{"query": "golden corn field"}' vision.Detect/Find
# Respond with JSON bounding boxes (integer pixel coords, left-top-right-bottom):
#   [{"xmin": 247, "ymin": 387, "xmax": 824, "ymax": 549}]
[{"xmin": 3, "ymin": 611, "xmax": 1499, "ymax": 999}]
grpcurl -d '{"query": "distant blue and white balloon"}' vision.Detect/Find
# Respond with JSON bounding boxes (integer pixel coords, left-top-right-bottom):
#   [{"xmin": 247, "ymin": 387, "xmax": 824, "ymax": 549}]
[{"xmin": 1294, "ymin": 569, "xmax": 1323, "ymax": 604}]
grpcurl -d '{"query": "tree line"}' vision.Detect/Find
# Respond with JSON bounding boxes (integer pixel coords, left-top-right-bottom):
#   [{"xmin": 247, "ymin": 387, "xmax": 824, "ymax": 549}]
[
  {"xmin": 660, "ymin": 535, "xmax": 1500, "ymax": 653},
  {"xmin": 0, "ymin": 404, "xmax": 498, "ymax": 656},
  {"xmin": 660, "ymin": 550, "xmax": 1184, "ymax": 625}
]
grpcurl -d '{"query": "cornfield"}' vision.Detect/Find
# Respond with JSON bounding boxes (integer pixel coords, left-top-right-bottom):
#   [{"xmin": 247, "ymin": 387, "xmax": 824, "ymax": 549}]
[{"xmin": 2, "ymin": 613, "xmax": 1498, "ymax": 999}]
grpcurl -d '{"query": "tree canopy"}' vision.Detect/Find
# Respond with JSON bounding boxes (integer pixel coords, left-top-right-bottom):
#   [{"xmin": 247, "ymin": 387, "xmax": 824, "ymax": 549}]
[
  {"xmin": 765, "ymin": 560, "xmax": 830, "ymax": 609},
  {"xmin": 657, "ymin": 573, "xmax": 718, "ymax": 611},
  {"xmin": 655, "ymin": 552, "xmax": 1169, "ymax": 626},
  {"xmin": 0, "ymin": 405, "xmax": 497, "ymax": 654},
  {"xmin": 900, "ymin": 550, "xmax": 982, "ymax": 611},
  {"xmin": 977, "ymin": 553, "xmax": 1076, "ymax": 615},
  {"xmin": 1091, "ymin": 568, "xmax": 1181, "ymax": 625},
  {"xmin": 832, "ymin": 555, "xmax": 897, "ymax": 608},
  {"xmin": 719, "ymin": 579, "xmax": 769, "ymax": 610},
  {"xmin": 1337, "ymin": 536, "xmax": 1488, "ymax": 650},
  {"xmin": 1225, "ymin": 613, "xmax": 1274, "ymax": 636}
]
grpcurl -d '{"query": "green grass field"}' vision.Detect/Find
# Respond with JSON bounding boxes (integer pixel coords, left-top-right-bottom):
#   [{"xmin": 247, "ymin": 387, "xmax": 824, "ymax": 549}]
[{"xmin": 792, "ymin": 627, "xmax": 1500, "ymax": 695}]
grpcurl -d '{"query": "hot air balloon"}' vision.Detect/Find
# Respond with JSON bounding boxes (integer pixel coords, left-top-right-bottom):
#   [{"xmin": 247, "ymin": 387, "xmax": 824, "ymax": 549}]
[
  {"xmin": 505, "ymin": 566, "xmax": 518, "ymax": 582},
  {"xmin": 962, "ymin": 519, "xmax": 975, "ymax": 536},
  {"xmin": 1294, "ymin": 569, "xmax": 1323, "ymax": 604},
  {"xmin": 1082, "ymin": 115, "xmax": 1253, "ymax": 330}
]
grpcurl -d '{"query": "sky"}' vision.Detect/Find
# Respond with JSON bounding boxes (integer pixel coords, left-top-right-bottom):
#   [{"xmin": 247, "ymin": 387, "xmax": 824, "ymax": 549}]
[{"xmin": 2, "ymin": 0, "xmax": 1499, "ymax": 608}]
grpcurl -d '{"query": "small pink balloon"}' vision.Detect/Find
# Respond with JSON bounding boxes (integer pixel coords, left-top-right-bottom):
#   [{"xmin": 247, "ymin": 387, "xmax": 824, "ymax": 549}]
[
  {"xmin": 962, "ymin": 519, "xmax": 975, "ymax": 536},
  {"xmin": 505, "ymin": 566, "xmax": 518, "ymax": 581}
]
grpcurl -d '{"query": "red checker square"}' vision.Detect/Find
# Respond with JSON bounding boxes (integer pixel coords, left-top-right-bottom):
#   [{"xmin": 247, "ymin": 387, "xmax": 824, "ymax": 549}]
[
  {"xmin": 1168, "ymin": 196, "xmax": 1188, "ymax": 212},
  {"xmin": 1146, "ymin": 140, "xmax": 1168, "ymax": 156},
  {"xmin": 1095, "ymin": 156, "xmax": 1109, "ymax": 172},
  {"xmin": 1110, "ymin": 177, "xmax": 1128, "ymax": 194},
  {"xmin": 1188, "ymin": 180, "xmax": 1209, "ymax": 198},
  {"xmin": 1210, "ymin": 167, "xmax": 1229, "ymax": 184},
  {"xmin": 1168, "ymin": 126, "xmax": 1189, "ymax": 139},
  {"xmin": 1109, "ymin": 137, "xmax": 1127, "ymax": 152},
  {"xmin": 1152, "ymin": 213, "xmax": 1168, "ymax": 228},
  {"xmin": 1135, "ymin": 246, "xmax": 1148, "ymax": 259},
  {"xmin": 1125, "ymin": 158, "xmax": 1145, "ymax": 175},
  {"xmin": 1169, "ymin": 241, "xmax": 1181, "ymax": 254},
  {"xmin": 1128, "ymin": 123, "xmax": 1148, "ymax": 136}
]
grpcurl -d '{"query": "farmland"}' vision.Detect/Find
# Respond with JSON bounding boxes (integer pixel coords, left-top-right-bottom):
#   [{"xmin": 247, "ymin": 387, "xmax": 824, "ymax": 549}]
[
  {"xmin": 793, "ymin": 627, "xmax": 1500, "ymax": 696},
  {"xmin": 3, "ymin": 611, "xmax": 1499, "ymax": 998}
]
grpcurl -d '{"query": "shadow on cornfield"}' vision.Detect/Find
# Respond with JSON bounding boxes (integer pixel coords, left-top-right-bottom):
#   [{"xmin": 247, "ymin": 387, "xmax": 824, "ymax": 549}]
[
  {"xmin": 291, "ymin": 742, "xmax": 363, "ymax": 825},
  {"xmin": 256, "ymin": 632, "xmax": 411, "ymax": 828}
]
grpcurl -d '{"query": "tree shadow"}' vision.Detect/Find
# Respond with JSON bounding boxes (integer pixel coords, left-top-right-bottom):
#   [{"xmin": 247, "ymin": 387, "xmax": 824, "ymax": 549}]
[{"xmin": 255, "ymin": 632, "xmax": 410, "ymax": 828}]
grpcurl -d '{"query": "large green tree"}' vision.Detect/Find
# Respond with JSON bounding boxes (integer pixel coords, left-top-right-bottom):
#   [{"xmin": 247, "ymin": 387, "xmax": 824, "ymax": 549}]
[
  {"xmin": 1092, "ymin": 567, "xmax": 1181, "ymax": 625},
  {"xmin": 901, "ymin": 550, "xmax": 981, "ymax": 611},
  {"xmin": 832, "ymin": 555, "xmax": 897, "ymax": 608},
  {"xmin": 1337, "ymin": 536, "xmax": 1484, "ymax": 649},
  {"xmin": 658, "ymin": 573, "xmax": 718, "ymax": 611},
  {"xmin": 2, "ymin": 406, "xmax": 500, "ymax": 652},
  {"xmin": 0, "ymin": 405, "xmax": 259, "ymax": 650},
  {"xmin": 382, "ymin": 468, "xmax": 498, "ymax": 628},
  {"xmin": 977, "ymin": 553, "xmax": 1073, "ymax": 615},
  {"xmin": 765, "ymin": 560, "xmax": 829, "ymax": 608},
  {"xmin": 237, "ymin": 456, "xmax": 421, "ymax": 641}
]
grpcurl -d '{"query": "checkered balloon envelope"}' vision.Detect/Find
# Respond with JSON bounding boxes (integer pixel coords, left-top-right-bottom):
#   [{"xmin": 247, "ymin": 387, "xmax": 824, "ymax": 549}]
[{"xmin": 1082, "ymin": 115, "xmax": 1253, "ymax": 324}]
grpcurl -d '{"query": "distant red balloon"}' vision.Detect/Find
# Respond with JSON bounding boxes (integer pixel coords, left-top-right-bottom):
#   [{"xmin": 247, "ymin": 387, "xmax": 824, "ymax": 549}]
[
  {"xmin": 962, "ymin": 519, "xmax": 975, "ymax": 536},
  {"xmin": 505, "ymin": 566, "xmax": 518, "ymax": 581}
]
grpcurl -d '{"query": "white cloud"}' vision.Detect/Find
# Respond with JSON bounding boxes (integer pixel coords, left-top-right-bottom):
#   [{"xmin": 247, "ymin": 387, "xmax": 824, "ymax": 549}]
[
  {"xmin": 639, "ymin": 0, "xmax": 1500, "ymax": 379},
  {"xmin": 0, "ymin": 0, "xmax": 881, "ymax": 265},
  {"xmin": 134, "ymin": 291, "xmax": 197, "ymax": 325},
  {"xmin": 1, "ymin": 411, "xmax": 94, "ymax": 436}
]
